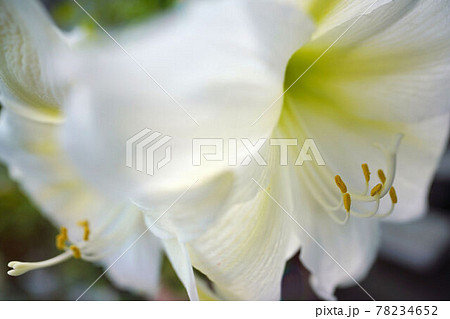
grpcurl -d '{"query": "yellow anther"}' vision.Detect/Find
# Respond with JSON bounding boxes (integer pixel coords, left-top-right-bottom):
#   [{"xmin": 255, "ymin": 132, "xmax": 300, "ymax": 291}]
[
  {"xmin": 55, "ymin": 234, "xmax": 66, "ymax": 250},
  {"xmin": 70, "ymin": 245, "xmax": 81, "ymax": 259},
  {"xmin": 60, "ymin": 227, "xmax": 68, "ymax": 241},
  {"xmin": 378, "ymin": 169, "xmax": 386, "ymax": 184},
  {"xmin": 389, "ymin": 187, "xmax": 398, "ymax": 204},
  {"xmin": 370, "ymin": 183, "xmax": 383, "ymax": 196},
  {"xmin": 55, "ymin": 227, "xmax": 69, "ymax": 250},
  {"xmin": 334, "ymin": 175, "xmax": 347, "ymax": 194},
  {"xmin": 78, "ymin": 220, "xmax": 90, "ymax": 241},
  {"xmin": 343, "ymin": 193, "xmax": 351, "ymax": 212},
  {"xmin": 361, "ymin": 163, "xmax": 370, "ymax": 183},
  {"xmin": 83, "ymin": 229, "xmax": 90, "ymax": 241}
]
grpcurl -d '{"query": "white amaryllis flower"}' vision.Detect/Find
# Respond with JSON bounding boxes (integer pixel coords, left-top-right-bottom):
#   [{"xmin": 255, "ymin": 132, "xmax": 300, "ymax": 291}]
[{"xmin": 1, "ymin": 0, "xmax": 449, "ymax": 301}]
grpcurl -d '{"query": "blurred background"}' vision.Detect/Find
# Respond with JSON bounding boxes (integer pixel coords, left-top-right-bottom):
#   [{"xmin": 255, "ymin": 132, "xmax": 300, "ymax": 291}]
[{"xmin": 0, "ymin": 0, "xmax": 449, "ymax": 300}]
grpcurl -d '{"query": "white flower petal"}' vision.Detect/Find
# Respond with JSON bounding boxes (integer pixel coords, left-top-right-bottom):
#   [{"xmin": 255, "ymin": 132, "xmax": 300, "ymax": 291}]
[
  {"xmin": 103, "ymin": 214, "xmax": 162, "ymax": 297},
  {"xmin": 0, "ymin": 110, "xmax": 161, "ymax": 296},
  {"xmin": 139, "ymin": 171, "xmax": 234, "ymax": 242},
  {"xmin": 299, "ymin": 196, "xmax": 380, "ymax": 301},
  {"xmin": 142, "ymin": 144, "xmax": 294, "ymax": 300},
  {"xmin": 161, "ymin": 238, "xmax": 199, "ymax": 301},
  {"xmin": 0, "ymin": 0, "xmax": 68, "ymax": 122},
  {"xmin": 186, "ymin": 156, "xmax": 297, "ymax": 300},
  {"xmin": 139, "ymin": 143, "xmax": 283, "ymax": 243},
  {"xmin": 388, "ymin": 114, "xmax": 450, "ymax": 222},
  {"xmin": 287, "ymin": 0, "xmax": 450, "ymax": 122}
]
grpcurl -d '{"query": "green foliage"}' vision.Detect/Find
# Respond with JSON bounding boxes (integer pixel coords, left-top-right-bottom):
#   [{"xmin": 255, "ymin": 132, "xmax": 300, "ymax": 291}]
[{"xmin": 51, "ymin": 0, "xmax": 177, "ymax": 31}]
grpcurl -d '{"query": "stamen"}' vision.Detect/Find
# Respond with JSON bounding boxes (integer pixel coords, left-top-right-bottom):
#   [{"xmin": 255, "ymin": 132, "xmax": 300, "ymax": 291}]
[
  {"xmin": 78, "ymin": 220, "xmax": 90, "ymax": 241},
  {"xmin": 334, "ymin": 175, "xmax": 347, "ymax": 193},
  {"xmin": 326, "ymin": 135, "xmax": 403, "ymax": 224},
  {"xmin": 343, "ymin": 193, "xmax": 351, "ymax": 212},
  {"xmin": 378, "ymin": 169, "xmax": 386, "ymax": 184},
  {"xmin": 389, "ymin": 186, "xmax": 397, "ymax": 204},
  {"xmin": 7, "ymin": 220, "xmax": 96, "ymax": 277},
  {"xmin": 370, "ymin": 184, "xmax": 383, "ymax": 196},
  {"xmin": 284, "ymin": 103, "xmax": 402, "ymax": 225},
  {"xmin": 70, "ymin": 245, "xmax": 81, "ymax": 259},
  {"xmin": 361, "ymin": 163, "xmax": 370, "ymax": 183},
  {"xmin": 7, "ymin": 251, "xmax": 73, "ymax": 276}
]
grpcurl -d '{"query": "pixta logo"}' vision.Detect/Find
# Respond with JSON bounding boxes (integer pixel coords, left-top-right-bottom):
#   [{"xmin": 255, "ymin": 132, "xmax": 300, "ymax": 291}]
[
  {"xmin": 126, "ymin": 128, "xmax": 172, "ymax": 176},
  {"xmin": 126, "ymin": 129, "xmax": 326, "ymax": 175}
]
